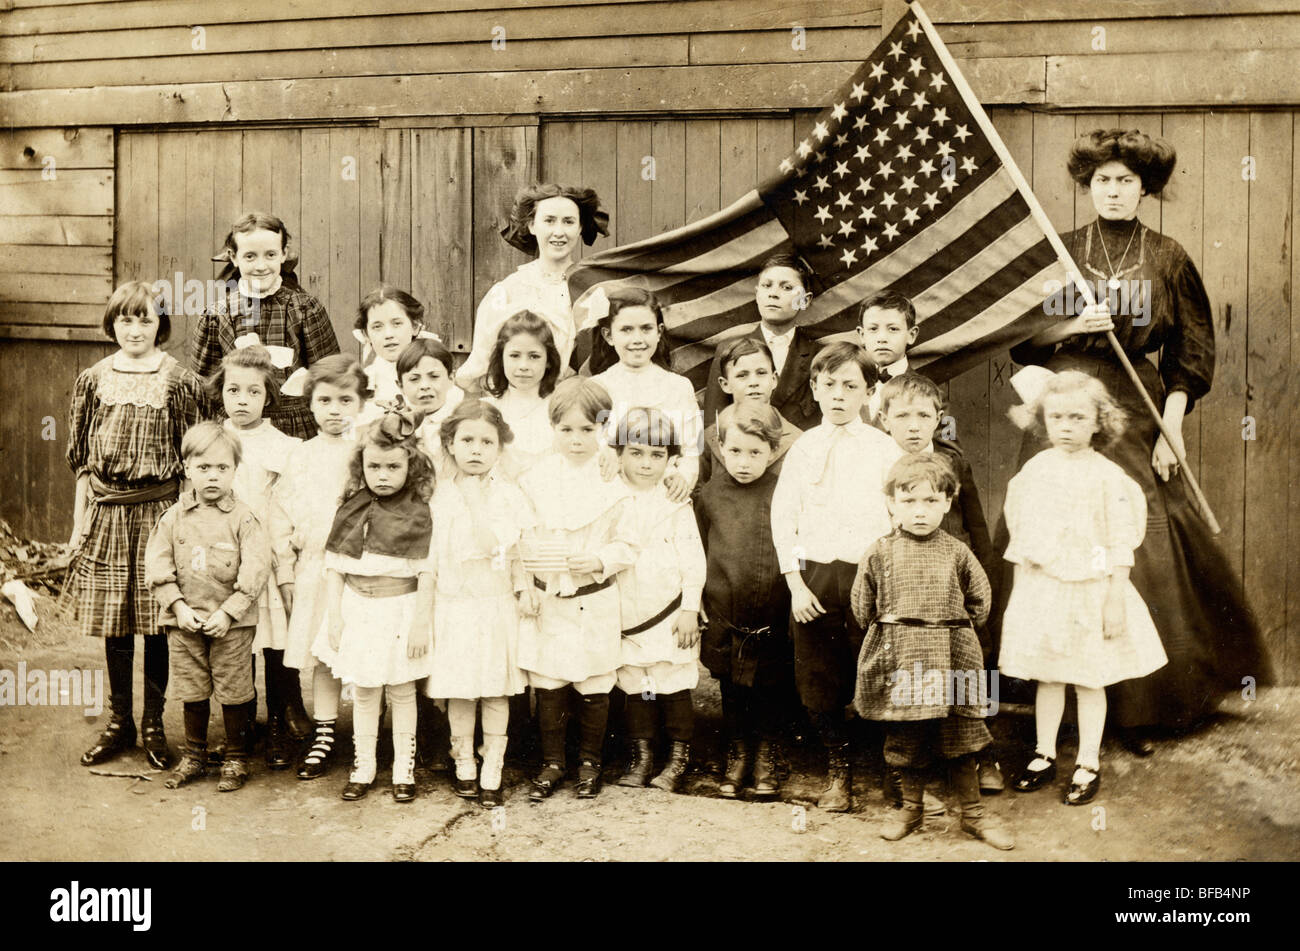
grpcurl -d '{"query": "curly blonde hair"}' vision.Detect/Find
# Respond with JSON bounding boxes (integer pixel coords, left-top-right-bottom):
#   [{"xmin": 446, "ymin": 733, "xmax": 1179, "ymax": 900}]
[{"xmin": 1008, "ymin": 369, "xmax": 1126, "ymax": 449}]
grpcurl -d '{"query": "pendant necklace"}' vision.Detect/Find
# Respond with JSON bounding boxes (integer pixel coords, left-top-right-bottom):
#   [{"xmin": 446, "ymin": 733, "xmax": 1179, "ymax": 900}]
[{"xmin": 1098, "ymin": 219, "xmax": 1140, "ymax": 292}]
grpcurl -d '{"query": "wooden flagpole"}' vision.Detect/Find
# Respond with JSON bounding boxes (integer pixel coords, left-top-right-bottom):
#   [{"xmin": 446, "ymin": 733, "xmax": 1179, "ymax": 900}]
[{"xmin": 909, "ymin": 1, "xmax": 1221, "ymax": 534}]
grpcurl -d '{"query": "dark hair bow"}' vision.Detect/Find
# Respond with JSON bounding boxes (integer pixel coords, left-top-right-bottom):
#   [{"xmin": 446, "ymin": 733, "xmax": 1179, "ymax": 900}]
[{"xmin": 377, "ymin": 406, "xmax": 417, "ymax": 441}]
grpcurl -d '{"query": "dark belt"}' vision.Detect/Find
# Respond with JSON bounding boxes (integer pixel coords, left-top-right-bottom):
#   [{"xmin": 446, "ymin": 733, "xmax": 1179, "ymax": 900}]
[
  {"xmin": 622, "ymin": 592, "xmax": 683, "ymax": 638},
  {"xmin": 345, "ymin": 574, "xmax": 419, "ymax": 598},
  {"xmin": 88, "ymin": 475, "xmax": 179, "ymax": 505},
  {"xmin": 877, "ymin": 615, "xmax": 973, "ymax": 628},
  {"xmin": 533, "ymin": 576, "xmax": 614, "ymax": 599}
]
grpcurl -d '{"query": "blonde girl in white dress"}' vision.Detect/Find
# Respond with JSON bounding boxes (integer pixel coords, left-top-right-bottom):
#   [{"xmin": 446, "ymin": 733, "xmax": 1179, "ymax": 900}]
[
  {"xmin": 424, "ymin": 400, "xmax": 536, "ymax": 806},
  {"xmin": 211, "ymin": 343, "xmax": 303, "ymax": 768},
  {"xmin": 314, "ymin": 411, "xmax": 435, "ymax": 803},
  {"xmin": 516, "ymin": 378, "xmax": 639, "ymax": 801},
  {"xmin": 1000, "ymin": 368, "xmax": 1166, "ymax": 807},
  {"xmin": 479, "ymin": 309, "xmax": 564, "ymax": 482},
  {"xmin": 268, "ymin": 355, "xmax": 367, "ymax": 780}
]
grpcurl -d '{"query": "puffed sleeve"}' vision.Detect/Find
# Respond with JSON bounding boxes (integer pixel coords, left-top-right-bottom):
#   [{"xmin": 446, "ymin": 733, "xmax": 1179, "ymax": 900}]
[
  {"xmin": 673, "ymin": 503, "xmax": 707, "ymax": 612},
  {"xmin": 295, "ymin": 292, "xmax": 341, "ymax": 369},
  {"xmin": 1000, "ymin": 470, "xmax": 1028, "ymax": 566},
  {"xmin": 1101, "ymin": 462, "xmax": 1146, "ymax": 572},
  {"xmin": 168, "ymin": 366, "xmax": 205, "ymax": 469},
  {"xmin": 189, "ymin": 312, "xmax": 225, "ymax": 382},
  {"xmin": 1158, "ymin": 252, "xmax": 1216, "ymax": 412},
  {"xmin": 460, "ymin": 279, "xmax": 513, "ymax": 385},
  {"xmin": 66, "ymin": 365, "xmax": 97, "ymax": 476}
]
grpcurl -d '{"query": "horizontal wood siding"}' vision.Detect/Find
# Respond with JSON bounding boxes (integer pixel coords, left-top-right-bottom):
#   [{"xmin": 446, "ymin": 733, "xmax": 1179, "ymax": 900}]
[{"xmin": 0, "ymin": 127, "xmax": 115, "ymax": 337}]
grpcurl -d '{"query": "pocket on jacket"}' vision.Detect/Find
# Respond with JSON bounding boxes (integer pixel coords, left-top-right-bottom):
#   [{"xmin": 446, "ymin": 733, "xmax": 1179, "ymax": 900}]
[{"xmin": 206, "ymin": 544, "xmax": 238, "ymax": 584}]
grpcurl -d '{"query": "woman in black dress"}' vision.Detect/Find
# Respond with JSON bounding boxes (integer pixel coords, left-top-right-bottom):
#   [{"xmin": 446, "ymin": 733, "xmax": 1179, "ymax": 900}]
[{"xmin": 1001, "ymin": 129, "xmax": 1269, "ymax": 754}]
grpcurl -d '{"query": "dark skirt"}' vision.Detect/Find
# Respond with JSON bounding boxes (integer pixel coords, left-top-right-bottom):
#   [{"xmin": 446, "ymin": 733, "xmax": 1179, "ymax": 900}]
[{"xmin": 993, "ymin": 349, "xmax": 1270, "ymax": 727}]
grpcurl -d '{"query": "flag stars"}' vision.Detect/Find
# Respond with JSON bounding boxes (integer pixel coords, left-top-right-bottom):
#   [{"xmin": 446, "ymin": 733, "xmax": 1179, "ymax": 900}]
[
  {"xmin": 906, "ymin": 19, "xmax": 922, "ymax": 40},
  {"xmin": 798, "ymin": 139, "xmax": 813, "ymax": 157},
  {"xmin": 890, "ymin": 76, "xmax": 907, "ymax": 95},
  {"xmin": 830, "ymin": 102, "xmax": 848, "ymax": 121},
  {"xmin": 813, "ymin": 121, "xmax": 830, "ymax": 141},
  {"xmin": 814, "ymin": 205, "xmax": 833, "ymax": 223},
  {"xmin": 907, "ymin": 57, "xmax": 925, "ymax": 77},
  {"xmin": 833, "ymin": 160, "xmax": 851, "ymax": 179},
  {"xmin": 817, "ymin": 233, "xmax": 836, "ymax": 249},
  {"xmin": 855, "ymin": 176, "xmax": 873, "ymax": 196},
  {"xmin": 911, "ymin": 91, "xmax": 929, "ymax": 110},
  {"xmin": 854, "ymin": 114, "xmax": 870, "ymax": 131},
  {"xmin": 899, "ymin": 174, "xmax": 918, "ymax": 194},
  {"xmin": 872, "ymin": 95, "xmax": 889, "ymax": 114},
  {"xmin": 813, "ymin": 150, "xmax": 827, "ymax": 164},
  {"xmin": 876, "ymin": 160, "xmax": 895, "ymax": 179},
  {"xmin": 931, "ymin": 107, "xmax": 949, "ymax": 126},
  {"xmin": 922, "ymin": 191, "xmax": 940, "ymax": 210},
  {"xmin": 917, "ymin": 158, "xmax": 936, "ymax": 177},
  {"xmin": 892, "ymin": 111, "xmax": 913, "ymax": 130},
  {"xmin": 880, "ymin": 191, "xmax": 898, "ymax": 210},
  {"xmin": 854, "ymin": 143, "xmax": 872, "ymax": 163},
  {"xmin": 869, "ymin": 61, "xmax": 887, "ymax": 81},
  {"xmin": 780, "ymin": 158, "xmax": 794, "ymax": 174},
  {"xmin": 882, "ymin": 221, "xmax": 900, "ymax": 241},
  {"xmin": 940, "ymin": 176, "xmax": 958, "ymax": 193},
  {"xmin": 860, "ymin": 235, "xmax": 879, "ymax": 255},
  {"xmin": 837, "ymin": 219, "xmax": 856, "ymax": 238},
  {"xmin": 793, "ymin": 188, "xmax": 809, "ymax": 205},
  {"xmin": 953, "ymin": 124, "xmax": 973, "ymax": 143},
  {"xmin": 834, "ymin": 191, "xmax": 853, "ymax": 210},
  {"xmin": 858, "ymin": 205, "xmax": 878, "ymax": 224},
  {"xmin": 929, "ymin": 72, "xmax": 948, "ymax": 92},
  {"xmin": 936, "ymin": 140, "xmax": 954, "ymax": 159},
  {"xmin": 902, "ymin": 207, "xmax": 920, "ymax": 225},
  {"xmin": 813, "ymin": 174, "xmax": 831, "ymax": 192},
  {"xmin": 873, "ymin": 127, "xmax": 892, "ymax": 147},
  {"xmin": 887, "ymin": 40, "xmax": 905, "ymax": 60},
  {"xmin": 960, "ymin": 155, "xmax": 978, "ymax": 174},
  {"xmin": 834, "ymin": 133, "xmax": 850, "ymax": 148},
  {"xmin": 913, "ymin": 126, "xmax": 933, "ymax": 145},
  {"xmin": 840, "ymin": 247, "xmax": 858, "ymax": 268},
  {"xmin": 850, "ymin": 82, "xmax": 868, "ymax": 102},
  {"xmin": 896, "ymin": 143, "xmax": 915, "ymax": 162}
]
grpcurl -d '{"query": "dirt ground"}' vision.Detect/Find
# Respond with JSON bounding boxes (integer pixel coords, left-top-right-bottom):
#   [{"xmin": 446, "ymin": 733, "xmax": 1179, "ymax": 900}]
[{"xmin": 2, "ymin": 605, "xmax": 1297, "ymax": 862}]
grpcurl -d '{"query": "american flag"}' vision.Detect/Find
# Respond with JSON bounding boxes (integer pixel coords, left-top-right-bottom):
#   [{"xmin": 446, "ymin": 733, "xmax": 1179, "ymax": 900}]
[{"xmin": 569, "ymin": 3, "xmax": 1070, "ymax": 389}]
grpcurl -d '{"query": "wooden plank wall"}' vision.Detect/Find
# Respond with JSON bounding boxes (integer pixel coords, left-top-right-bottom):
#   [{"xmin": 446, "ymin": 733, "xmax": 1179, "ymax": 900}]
[
  {"xmin": 542, "ymin": 108, "xmax": 1297, "ymax": 681},
  {"xmin": 113, "ymin": 124, "xmax": 536, "ymax": 363},
  {"xmin": 0, "ymin": 127, "xmax": 114, "ymax": 338}
]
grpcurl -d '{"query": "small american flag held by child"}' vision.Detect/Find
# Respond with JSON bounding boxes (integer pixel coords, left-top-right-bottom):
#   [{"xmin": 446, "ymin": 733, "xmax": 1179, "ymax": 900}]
[{"xmin": 519, "ymin": 533, "xmax": 570, "ymax": 574}]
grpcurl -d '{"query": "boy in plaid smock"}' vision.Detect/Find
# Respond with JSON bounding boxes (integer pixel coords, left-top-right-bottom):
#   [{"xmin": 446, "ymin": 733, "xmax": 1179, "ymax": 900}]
[{"xmin": 851, "ymin": 453, "xmax": 1014, "ymax": 850}]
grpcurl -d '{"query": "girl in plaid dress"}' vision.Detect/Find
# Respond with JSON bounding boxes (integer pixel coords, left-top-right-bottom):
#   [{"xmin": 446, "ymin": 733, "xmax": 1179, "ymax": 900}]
[
  {"xmin": 212, "ymin": 344, "xmax": 303, "ymax": 768},
  {"xmin": 1001, "ymin": 369, "xmax": 1166, "ymax": 807},
  {"xmin": 68, "ymin": 281, "xmax": 205, "ymax": 770},
  {"xmin": 190, "ymin": 212, "xmax": 341, "ymax": 440}
]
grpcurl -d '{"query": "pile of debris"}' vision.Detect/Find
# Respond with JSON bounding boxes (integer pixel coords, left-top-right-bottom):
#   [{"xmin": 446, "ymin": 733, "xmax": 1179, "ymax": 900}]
[{"xmin": 0, "ymin": 519, "xmax": 71, "ymax": 633}]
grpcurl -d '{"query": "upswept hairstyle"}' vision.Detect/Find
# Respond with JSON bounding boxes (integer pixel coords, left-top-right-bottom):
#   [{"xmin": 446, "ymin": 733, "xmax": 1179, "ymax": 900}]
[
  {"xmin": 1008, "ymin": 369, "xmax": 1127, "ymax": 450},
  {"xmin": 591, "ymin": 286, "xmax": 674, "ymax": 375},
  {"xmin": 181, "ymin": 420, "xmax": 242, "ymax": 466},
  {"xmin": 613, "ymin": 407, "xmax": 681, "ymax": 457},
  {"xmin": 304, "ymin": 354, "xmax": 369, "ymax": 404},
  {"xmin": 396, "ymin": 336, "xmax": 455, "ymax": 378},
  {"xmin": 547, "ymin": 376, "xmax": 612, "ymax": 426},
  {"xmin": 1067, "ymin": 129, "xmax": 1177, "ymax": 198},
  {"xmin": 883, "ymin": 452, "xmax": 959, "ymax": 499},
  {"xmin": 878, "ymin": 372, "xmax": 944, "ymax": 418},
  {"xmin": 344, "ymin": 414, "xmax": 436, "ymax": 502},
  {"xmin": 212, "ymin": 212, "xmax": 301, "ymax": 289},
  {"xmin": 717, "ymin": 403, "xmax": 783, "ymax": 452},
  {"xmin": 209, "ymin": 343, "xmax": 280, "ymax": 411},
  {"xmin": 501, "ymin": 183, "xmax": 610, "ymax": 255},
  {"xmin": 439, "ymin": 398, "xmax": 514, "ymax": 454},
  {"xmin": 355, "ymin": 284, "xmax": 425, "ymax": 333},
  {"xmin": 102, "ymin": 280, "xmax": 171, "ymax": 345},
  {"xmin": 717, "ymin": 336, "xmax": 775, "ymax": 378},
  {"xmin": 810, "ymin": 340, "xmax": 878, "ymax": 385},
  {"xmin": 860, "ymin": 289, "xmax": 919, "ymax": 330},
  {"xmin": 482, "ymin": 310, "xmax": 562, "ymax": 399}
]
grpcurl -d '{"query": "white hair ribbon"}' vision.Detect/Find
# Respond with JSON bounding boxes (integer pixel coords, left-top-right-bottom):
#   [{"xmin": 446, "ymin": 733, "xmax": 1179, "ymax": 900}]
[
  {"xmin": 280, "ymin": 366, "xmax": 310, "ymax": 397},
  {"xmin": 234, "ymin": 331, "xmax": 295, "ymax": 369},
  {"xmin": 1009, "ymin": 365, "xmax": 1058, "ymax": 405}
]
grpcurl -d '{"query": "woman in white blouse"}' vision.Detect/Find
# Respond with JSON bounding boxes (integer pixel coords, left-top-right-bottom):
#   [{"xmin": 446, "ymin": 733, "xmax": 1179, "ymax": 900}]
[{"xmin": 456, "ymin": 183, "xmax": 609, "ymax": 392}]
